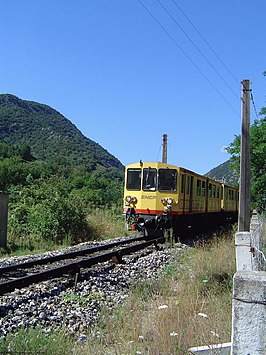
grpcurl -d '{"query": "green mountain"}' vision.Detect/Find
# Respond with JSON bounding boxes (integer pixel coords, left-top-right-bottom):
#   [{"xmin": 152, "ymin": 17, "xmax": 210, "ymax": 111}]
[
  {"xmin": 0, "ymin": 94, "xmax": 123, "ymax": 170},
  {"xmin": 206, "ymin": 159, "xmax": 239, "ymax": 186}
]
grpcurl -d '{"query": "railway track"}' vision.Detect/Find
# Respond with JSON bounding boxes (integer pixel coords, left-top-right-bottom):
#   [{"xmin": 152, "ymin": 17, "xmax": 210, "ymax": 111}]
[{"xmin": 0, "ymin": 235, "xmax": 163, "ymax": 295}]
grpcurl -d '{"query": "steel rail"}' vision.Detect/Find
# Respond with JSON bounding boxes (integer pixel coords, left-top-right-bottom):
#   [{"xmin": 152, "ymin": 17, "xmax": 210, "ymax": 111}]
[
  {"xmin": 0, "ymin": 235, "xmax": 147, "ymax": 276},
  {"xmin": 0, "ymin": 237, "xmax": 163, "ymax": 295}
]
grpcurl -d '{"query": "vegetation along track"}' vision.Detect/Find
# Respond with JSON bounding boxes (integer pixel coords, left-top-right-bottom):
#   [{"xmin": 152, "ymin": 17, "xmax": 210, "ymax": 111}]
[{"xmin": 0, "ymin": 235, "xmax": 163, "ymax": 295}]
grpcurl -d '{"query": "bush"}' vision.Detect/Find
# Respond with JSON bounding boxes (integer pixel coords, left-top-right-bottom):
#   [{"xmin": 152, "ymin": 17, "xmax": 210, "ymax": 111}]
[{"xmin": 8, "ymin": 177, "xmax": 90, "ymax": 249}]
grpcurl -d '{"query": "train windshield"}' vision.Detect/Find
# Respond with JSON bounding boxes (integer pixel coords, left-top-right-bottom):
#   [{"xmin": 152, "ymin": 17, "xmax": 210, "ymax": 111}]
[
  {"xmin": 126, "ymin": 168, "xmax": 141, "ymax": 190},
  {"xmin": 143, "ymin": 168, "xmax": 157, "ymax": 191},
  {"xmin": 158, "ymin": 169, "xmax": 177, "ymax": 191}
]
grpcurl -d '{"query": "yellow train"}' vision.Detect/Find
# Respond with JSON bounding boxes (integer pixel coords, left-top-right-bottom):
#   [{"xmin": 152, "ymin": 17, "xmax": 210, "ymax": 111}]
[{"xmin": 123, "ymin": 161, "xmax": 238, "ymax": 237}]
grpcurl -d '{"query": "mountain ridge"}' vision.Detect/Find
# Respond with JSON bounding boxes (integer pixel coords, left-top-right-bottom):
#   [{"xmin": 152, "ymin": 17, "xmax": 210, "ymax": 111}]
[
  {"xmin": 0, "ymin": 94, "xmax": 123, "ymax": 170},
  {"xmin": 206, "ymin": 159, "xmax": 239, "ymax": 185}
]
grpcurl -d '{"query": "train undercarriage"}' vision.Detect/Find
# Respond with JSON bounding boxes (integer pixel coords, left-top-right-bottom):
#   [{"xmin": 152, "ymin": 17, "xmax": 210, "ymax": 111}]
[{"xmin": 125, "ymin": 207, "xmax": 238, "ymax": 240}]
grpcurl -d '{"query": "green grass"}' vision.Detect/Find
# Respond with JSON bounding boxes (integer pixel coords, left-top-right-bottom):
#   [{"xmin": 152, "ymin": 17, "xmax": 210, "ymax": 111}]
[{"xmin": 0, "ymin": 327, "xmax": 76, "ymax": 355}]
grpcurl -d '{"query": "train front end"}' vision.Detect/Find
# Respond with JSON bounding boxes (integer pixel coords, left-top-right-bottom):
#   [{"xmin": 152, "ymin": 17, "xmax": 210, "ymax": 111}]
[{"xmin": 123, "ymin": 161, "xmax": 179, "ymax": 237}]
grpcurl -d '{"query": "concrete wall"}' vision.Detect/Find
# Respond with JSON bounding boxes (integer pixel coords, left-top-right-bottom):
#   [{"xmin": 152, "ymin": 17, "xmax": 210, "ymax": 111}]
[{"xmin": 231, "ymin": 271, "xmax": 266, "ymax": 354}]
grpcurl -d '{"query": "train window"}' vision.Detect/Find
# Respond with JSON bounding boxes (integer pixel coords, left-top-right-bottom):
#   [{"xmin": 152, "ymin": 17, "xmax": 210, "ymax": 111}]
[
  {"xmin": 208, "ymin": 183, "xmax": 212, "ymax": 197},
  {"xmin": 202, "ymin": 181, "xmax": 206, "ymax": 196},
  {"xmin": 217, "ymin": 186, "xmax": 220, "ymax": 199},
  {"xmin": 196, "ymin": 179, "xmax": 201, "ymax": 196},
  {"xmin": 181, "ymin": 174, "xmax": 185, "ymax": 194},
  {"xmin": 212, "ymin": 185, "xmax": 216, "ymax": 198},
  {"xmin": 158, "ymin": 169, "xmax": 177, "ymax": 191},
  {"xmin": 186, "ymin": 176, "xmax": 191, "ymax": 194},
  {"xmin": 126, "ymin": 169, "xmax": 141, "ymax": 190},
  {"xmin": 142, "ymin": 168, "xmax": 157, "ymax": 191}
]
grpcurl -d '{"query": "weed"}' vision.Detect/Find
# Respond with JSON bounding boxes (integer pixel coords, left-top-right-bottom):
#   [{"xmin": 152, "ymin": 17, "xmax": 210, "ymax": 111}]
[
  {"xmin": 0, "ymin": 327, "xmax": 76, "ymax": 354},
  {"xmin": 63, "ymin": 291, "xmax": 102, "ymax": 305}
]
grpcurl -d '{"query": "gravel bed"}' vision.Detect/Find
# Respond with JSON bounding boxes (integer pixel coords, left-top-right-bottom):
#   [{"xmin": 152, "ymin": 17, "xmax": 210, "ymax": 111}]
[{"xmin": 0, "ymin": 242, "xmax": 186, "ymax": 339}]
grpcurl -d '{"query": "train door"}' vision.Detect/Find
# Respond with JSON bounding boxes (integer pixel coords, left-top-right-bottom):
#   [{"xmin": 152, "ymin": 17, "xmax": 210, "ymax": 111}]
[
  {"xmin": 189, "ymin": 176, "xmax": 194, "ymax": 212},
  {"xmin": 180, "ymin": 173, "xmax": 186, "ymax": 213},
  {"xmin": 205, "ymin": 179, "xmax": 209, "ymax": 213}
]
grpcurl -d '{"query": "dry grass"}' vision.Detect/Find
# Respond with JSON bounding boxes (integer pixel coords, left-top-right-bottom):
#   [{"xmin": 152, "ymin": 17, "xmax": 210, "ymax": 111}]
[
  {"xmin": 1, "ymin": 208, "xmax": 128, "ymax": 258},
  {"xmin": 86, "ymin": 208, "xmax": 128, "ymax": 240},
  {"xmin": 82, "ymin": 229, "xmax": 236, "ymax": 354}
]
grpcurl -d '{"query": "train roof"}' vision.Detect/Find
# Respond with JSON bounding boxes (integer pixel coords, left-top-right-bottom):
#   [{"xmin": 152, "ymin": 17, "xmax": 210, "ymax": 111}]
[
  {"xmin": 126, "ymin": 161, "xmax": 179, "ymax": 169},
  {"xmin": 126, "ymin": 161, "xmax": 209, "ymax": 178}
]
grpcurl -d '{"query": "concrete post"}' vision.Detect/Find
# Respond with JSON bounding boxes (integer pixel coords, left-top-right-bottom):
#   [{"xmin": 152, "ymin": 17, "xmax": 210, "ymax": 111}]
[
  {"xmin": 235, "ymin": 232, "xmax": 252, "ymax": 271},
  {"xmin": 231, "ymin": 271, "xmax": 266, "ymax": 354},
  {"xmin": 189, "ymin": 343, "xmax": 231, "ymax": 354},
  {"xmin": 0, "ymin": 192, "xmax": 9, "ymax": 248},
  {"xmin": 250, "ymin": 211, "xmax": 262, "ymax": 271}
]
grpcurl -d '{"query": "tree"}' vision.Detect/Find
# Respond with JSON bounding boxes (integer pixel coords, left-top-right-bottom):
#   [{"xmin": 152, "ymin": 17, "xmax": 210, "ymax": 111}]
[{"xmin": 226, "ymin": 116, "xmax": 266, "ymax": 212}]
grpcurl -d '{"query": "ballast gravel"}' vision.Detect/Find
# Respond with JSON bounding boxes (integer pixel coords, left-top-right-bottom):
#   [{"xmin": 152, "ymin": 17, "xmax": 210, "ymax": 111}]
[{"xmin": 0, "ymin": 242, "xmax": 186, "ymax": 338}]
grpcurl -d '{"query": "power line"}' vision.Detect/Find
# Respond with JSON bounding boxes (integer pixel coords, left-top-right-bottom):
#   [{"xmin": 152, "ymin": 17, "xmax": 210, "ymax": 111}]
[
  {"xmin": 171, "ymin": 0, "xmax": 240, "ymax": 86},
  {"xmin": 242, "ymin": 81, "xmax": 260, "ymax": 119},
  {"xmin": 156, "ymin": 0, "xmax": 240, "ymax": 101},
  {"xmin": 136, "ymin": 0, "xmax": 240, "ymax": 117},
  {"xmin": 251, "ymin": 93, "xmax": 259, "ymax": 119},
  {"xmin": 170, "ymin": 0, "xmax": 261, "ymax": 120}
]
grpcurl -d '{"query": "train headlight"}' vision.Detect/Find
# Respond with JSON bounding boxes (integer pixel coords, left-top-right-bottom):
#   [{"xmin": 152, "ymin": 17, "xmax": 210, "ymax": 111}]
[
  {"xmin": 161, "ymin": 198, "xmax": 167, "ymax": 205},
  {"xmin": 131, "ymin": 197, "xmax": 138, "ymax": 204},
  {"xmin": 167, "ymin": 197, "xmax": 174, "ymax": 205},
  {"xmin": 125, "ymin": 195, "xmax": 137, "ymax": 206}
]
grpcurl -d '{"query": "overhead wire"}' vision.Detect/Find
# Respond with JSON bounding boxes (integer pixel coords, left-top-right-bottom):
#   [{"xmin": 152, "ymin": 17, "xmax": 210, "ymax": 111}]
[
  {"xmin": 167, "ymin": 0, "xmax": 261, "ymax": 119},
  {"xmin": 156, "ymin": 141, "xmax": 162, "ymax": 161},
  {"xmin": 242, "ymin": 81, "xmax": 260, "ymax": 119},
  {"xmin": 136, "ymin": 0, "xmax": 240, "ymax": 117},
  {"xmin": 170, "ymin": 0, "xmax": 241, "ymax": 87},
  {"xmin": 156, "ymin": 0, "xmax": 240, "ymax": 101},
  {"xmin": 251, "ymin": 93, "xmax": 259, "ymax": 118}
]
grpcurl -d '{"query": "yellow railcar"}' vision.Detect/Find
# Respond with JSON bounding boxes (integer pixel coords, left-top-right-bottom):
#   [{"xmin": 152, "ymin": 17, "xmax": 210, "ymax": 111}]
[
  {"xmin": 222, "ymin": 184, "xmax": 239, "ymax": 213},
  {"xmin": 123, "ymin": 161, "xmax": 238, "ymax": 237}
]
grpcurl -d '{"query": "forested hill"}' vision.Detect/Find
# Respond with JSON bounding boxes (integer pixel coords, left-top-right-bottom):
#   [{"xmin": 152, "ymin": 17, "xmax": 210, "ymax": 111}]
[
  {"xmin": 206, "ymin": 159, "xmax": 239, "ymax": 186},
  {"xmin": 0, "ymin": 94, "xmax": 123, "ymax": 170}
]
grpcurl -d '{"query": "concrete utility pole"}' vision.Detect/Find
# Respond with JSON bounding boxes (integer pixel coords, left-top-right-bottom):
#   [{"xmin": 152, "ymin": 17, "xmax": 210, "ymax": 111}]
[
  {"xmin": 162, "ymin": 133, "xmax": 167, "ymax": 163},
  {"xmin": 238, "ymin": 80, "xmax": 251, "ymax": 232}
]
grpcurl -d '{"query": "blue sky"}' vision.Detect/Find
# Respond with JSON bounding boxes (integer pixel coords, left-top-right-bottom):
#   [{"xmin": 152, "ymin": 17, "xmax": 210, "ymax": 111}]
[{"xmin": 1, "ymin": 1, "xmax": 265, "ymax": 174}]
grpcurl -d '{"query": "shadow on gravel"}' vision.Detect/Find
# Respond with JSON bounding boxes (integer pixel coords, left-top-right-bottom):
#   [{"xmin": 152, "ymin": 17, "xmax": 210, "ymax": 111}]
[{"xmin": 176, "ymin": 223, "xmax": 236, "ymax": 247}]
